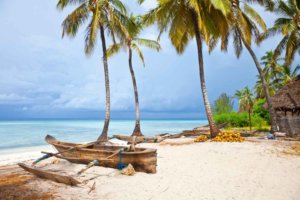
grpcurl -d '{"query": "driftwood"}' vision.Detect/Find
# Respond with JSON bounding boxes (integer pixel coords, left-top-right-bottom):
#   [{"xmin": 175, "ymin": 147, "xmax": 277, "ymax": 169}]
[
  {"xmin": 113, "ymin": 124, "xmax": 228, "ymax": 143},
  {"xmin": 177, "ymin": 123, "xmax": 229, "ymax": 138},
  {"xmin": 77, "ymin": 160, "xmax": 100, "ymax": 175},
  {"xmin": 112, "ymin": 135, "xmax": 165, "ymax": 144},
  {"xmin": 88, "ymin": 181, "xmax": 96, "ymax": 194},
  {"xmin": 18, "ymin": 163, "xmax": 81, "ymax": 186}
]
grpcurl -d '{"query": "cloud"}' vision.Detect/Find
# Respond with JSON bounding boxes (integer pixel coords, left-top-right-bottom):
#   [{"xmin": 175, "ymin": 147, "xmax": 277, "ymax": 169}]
[
  {"xmin": 0, "ymin": 0, "xmax": 299, "ymax": 119},
  {"xmin": 0, "ymin": 93, "xmax": 31, "ymax": 104}
]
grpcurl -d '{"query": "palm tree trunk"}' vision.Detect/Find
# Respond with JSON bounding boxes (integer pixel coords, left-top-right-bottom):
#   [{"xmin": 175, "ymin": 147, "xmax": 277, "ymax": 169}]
[
  {"xmin": 248, "ymin": 110, "xmax": 252, "ymax": 132},
  {"xmin": 128, "ymin": 47, "xmax": 143, "ymax": 136},
  {"xmin": 97, "ymin": 25, "xmax": 110, "ymax": 142},
  {"xmin": 241, "ymin": 38, "xmax": 278, "ymax": 133},
  {"xmin": 192, "ymin": 12, "xmax": 220, "ymax": 138}
]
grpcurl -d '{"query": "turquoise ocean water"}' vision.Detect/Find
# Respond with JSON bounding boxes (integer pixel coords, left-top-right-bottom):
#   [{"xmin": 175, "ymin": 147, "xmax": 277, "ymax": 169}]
[{"xmin": 0, "ymin": 120, "xmax": 207, "ymax": 150}]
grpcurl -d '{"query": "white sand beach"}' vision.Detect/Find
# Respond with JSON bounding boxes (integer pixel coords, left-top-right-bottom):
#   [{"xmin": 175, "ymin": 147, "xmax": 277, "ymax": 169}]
[{"xmin": 1, "ymin": 138, "xmax": 300, "ymax": 200}]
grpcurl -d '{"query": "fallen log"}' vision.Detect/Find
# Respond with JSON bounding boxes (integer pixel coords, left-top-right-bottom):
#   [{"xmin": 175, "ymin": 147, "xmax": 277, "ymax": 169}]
[
  {"xmin": 112, "ymin": 135, "xmax": 165, "ymax": 144},
  {"xmin": 18, "ymin": 163, "xmax": 81, "ymax": 186}
]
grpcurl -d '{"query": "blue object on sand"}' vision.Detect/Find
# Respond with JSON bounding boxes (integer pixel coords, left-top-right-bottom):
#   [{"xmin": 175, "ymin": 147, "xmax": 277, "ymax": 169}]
[
  {"xmin": 267, "ymin": 133, "xmax": 276, "ymax": 140},
  {"xmin": 117, "ymin": 149, "xmax": 128, "ymax": 170}
]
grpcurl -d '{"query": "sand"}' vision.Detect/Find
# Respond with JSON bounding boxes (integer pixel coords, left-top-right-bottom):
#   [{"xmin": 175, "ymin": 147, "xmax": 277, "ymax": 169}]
[{"xmin": 1, "ymin": 138, "xmax": 300, "ymax": 200}]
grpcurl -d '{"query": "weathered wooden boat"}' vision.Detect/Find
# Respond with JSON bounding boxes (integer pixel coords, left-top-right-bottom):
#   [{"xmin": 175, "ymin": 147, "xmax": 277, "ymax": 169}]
[
  {"xmin": 45, "ymin": 135, "xmax": 157, "ymax": 173},
  {"xmin": 18, "ymin": 163, "xmax": 81, "ymax": 186}
]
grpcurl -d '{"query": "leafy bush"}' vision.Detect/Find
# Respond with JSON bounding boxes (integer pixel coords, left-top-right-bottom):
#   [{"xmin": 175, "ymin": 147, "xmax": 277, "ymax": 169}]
[
  {"xmin": 214, "ymin": 112, "xmax": 267, "ymax": 128},
  {"xmin": 252, "ymin": 114, "xmax": 268, "ymax": 128},
  {"xmin": 253, "ymin": 98, "xmax": 270, "ymax": 124}
]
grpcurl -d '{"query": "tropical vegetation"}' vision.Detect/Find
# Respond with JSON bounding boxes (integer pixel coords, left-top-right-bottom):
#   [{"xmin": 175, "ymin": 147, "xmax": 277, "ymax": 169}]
[
  {"xmin": 216, "ymin": 0, "xmax": 278, "ymax": 133},
  {"xmin": 261, "ymin": 0, "xmax": 300, "ymax": 66},
  {"xmin": 255, "ymin": 51, "xmax": 300, "ymax": 98},
  {"xmin": 55, "ymin": 0, "xmax": 299, "ymax": 138}
]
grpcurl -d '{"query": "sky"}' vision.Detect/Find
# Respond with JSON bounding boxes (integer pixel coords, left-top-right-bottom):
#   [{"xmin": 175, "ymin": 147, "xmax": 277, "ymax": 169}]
[{"xmin": 0, "ymin": 0, "xmax": 299, "ymax": 120}]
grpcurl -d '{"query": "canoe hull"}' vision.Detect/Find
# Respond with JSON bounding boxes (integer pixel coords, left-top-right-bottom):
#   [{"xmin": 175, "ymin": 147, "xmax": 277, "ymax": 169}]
[{"xmin": 45, "ymin": 135, "xmax": 157, "ymax": 173}]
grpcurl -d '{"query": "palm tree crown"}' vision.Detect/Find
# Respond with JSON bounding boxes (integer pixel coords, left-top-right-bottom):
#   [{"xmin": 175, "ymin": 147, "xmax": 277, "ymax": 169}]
[
  {"xmin": 142, "ymin": 0, "xmax": 232, "ymax": 137},
  {"xmin": 261, "ymin": 0, "xmax": 300, "ymax": 66},
  {"xmin": 57, "ymin": 0, "xmax": 129, "ymax": 142},
  {"xmin": 107, "ymin": 15, "xmax": 161, "ymax": 64}
]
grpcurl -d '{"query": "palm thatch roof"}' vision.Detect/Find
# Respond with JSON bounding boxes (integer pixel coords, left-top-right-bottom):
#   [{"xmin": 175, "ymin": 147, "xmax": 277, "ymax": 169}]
[{"xmin": 271, "ymin": 75, "xmax": 300, "ymax": 112}]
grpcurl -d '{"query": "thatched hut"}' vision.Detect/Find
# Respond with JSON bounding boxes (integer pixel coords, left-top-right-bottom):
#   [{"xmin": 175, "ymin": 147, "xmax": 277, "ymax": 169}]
[{"xmin": 271, "ymin": 75, "xmax": 300, "ymax": 136}]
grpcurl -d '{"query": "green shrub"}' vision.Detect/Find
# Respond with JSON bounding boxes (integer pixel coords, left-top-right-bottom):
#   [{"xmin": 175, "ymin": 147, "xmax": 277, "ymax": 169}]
[
  {"xmin": 252, "ymin": 114, "xmax": 268, "ymax": 128},
  {"xmin": 214, "ymin": 112, "xmax": 267, "ymax": 128},
  {"xmin": 253, "ymin": 98, "xmax": 270, "ymax": 124}
]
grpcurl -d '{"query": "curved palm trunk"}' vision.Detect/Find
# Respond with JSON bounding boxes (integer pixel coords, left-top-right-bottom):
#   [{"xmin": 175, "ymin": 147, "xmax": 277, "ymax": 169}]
[
  {"xmin": 241, "ymin": 38, "xmax": 278, "ymax": 133},
  {"xmin": 128, "ymin": 47, "xmax": 143, "ymax": 136},
  {"xmin": 97, "ymin": 25, "xmax": 111, "ymax": 142},
  {"xmin": 192, "ymin": 12, "xmax": 220, "ymax": 138}
]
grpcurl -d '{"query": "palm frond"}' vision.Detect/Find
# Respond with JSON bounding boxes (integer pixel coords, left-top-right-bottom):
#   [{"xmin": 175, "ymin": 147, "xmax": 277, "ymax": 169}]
[
  {"xmin": 243, "ymin": 3, "xmax": 266, "ymax": 31},
  {"xmin": 233, "ymin": 27, "xmax": 243, "ymax": 58},
  {"xmin": 109, "ymin": 0, "xmax": 128, "ymax": 15},
  {"xmin": 275, "ymin": 0, "xmax": 295, "ymax": 17},
  {"xmin": 106, "ymin": 43, "xmax": 123, "ymax": 58},
  {"xmin": 208, "ymin": 37, "xmax": 219, "ymax": 53},
  {"xmin": 285, "ymin": 32, "xmax": 298, "ymax": 66},
  {"xmin": 135, "ymin": 38, "xmax": 161, "ymax": 51},
  {"xmin": 141, "ymin": 8, "xmax": 159, "ymax": 27},
  {"xmin": 62, "ymin": 3, "xmax": 89, "ymax": 38},
  {"xmin": 274, "ymin": 35, "xmax": 288, "ymax": 58},
  {"xmin": 210, "ymin": 0, "xmax": 231, "ymax": 16},
  {"xmin": 236, "ymin": 10, "xmax": 253, "ymax": 46},
  {"xmin": 259, "ymin": 27, "xmax": 281, "ymax": 42},
  {"xmin": 57, "ymin": 0, "xmax": 86, "ymax": 10},
  {"xmin": 132, "ymin": 43, "xmax": 145, "ymax": 66},
  {"xmin": 84, "ymin": 7, "xmax": 99, "ymax": 55}
]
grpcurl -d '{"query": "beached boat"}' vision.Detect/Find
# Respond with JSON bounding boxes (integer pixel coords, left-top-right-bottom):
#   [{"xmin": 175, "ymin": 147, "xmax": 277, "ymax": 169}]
[{"xmin": 45, "ymin": 135, "xmax": 157, "ymax": 173}]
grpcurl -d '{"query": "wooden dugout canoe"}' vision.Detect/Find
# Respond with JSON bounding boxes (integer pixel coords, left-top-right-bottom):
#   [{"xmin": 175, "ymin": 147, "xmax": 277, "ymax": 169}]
[{"xmin": 45, "ymin": 135, "xmax": 157, "ymax": 173}]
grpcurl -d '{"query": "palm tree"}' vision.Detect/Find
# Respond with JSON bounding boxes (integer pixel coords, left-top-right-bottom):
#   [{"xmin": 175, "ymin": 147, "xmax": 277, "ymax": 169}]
[
  {"xmin": 255, "ymin": 51, "xmax": 283, "ymax": 98},
  {"xmin": 220, "ymin": 0, "xmax": 278, "ymax": 133},
  {"xmin": 235, "ymin": 86, "xmax": 254, "ymax": 131},
  {"xmin": 277, "ymin": 64, "xmax": 300, "ymax": 85},
  {"xmin": 261, "ymin": 0, "xmax": 300, "ymax": 66},
  {"xmin": 107, "ymin": 15, "xmax": 161, "ymax": 136},
  {"xmin": 254, "ymin": 73, "xmax": 278, "ymax": 99},
  {"xmin": 142, "ymin": 0, "xmax": 231, "ymax": 137},
  {"xmin": 255, "ymin": 51, "xmax": 299, "ymax": 97},
  {"xmin": 261, "ymin": 51, "xmax": 284, "ymax": 80},
  {"xmin": 57, "ymin": 0, "xmax": 128, "ymax": 142}
]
